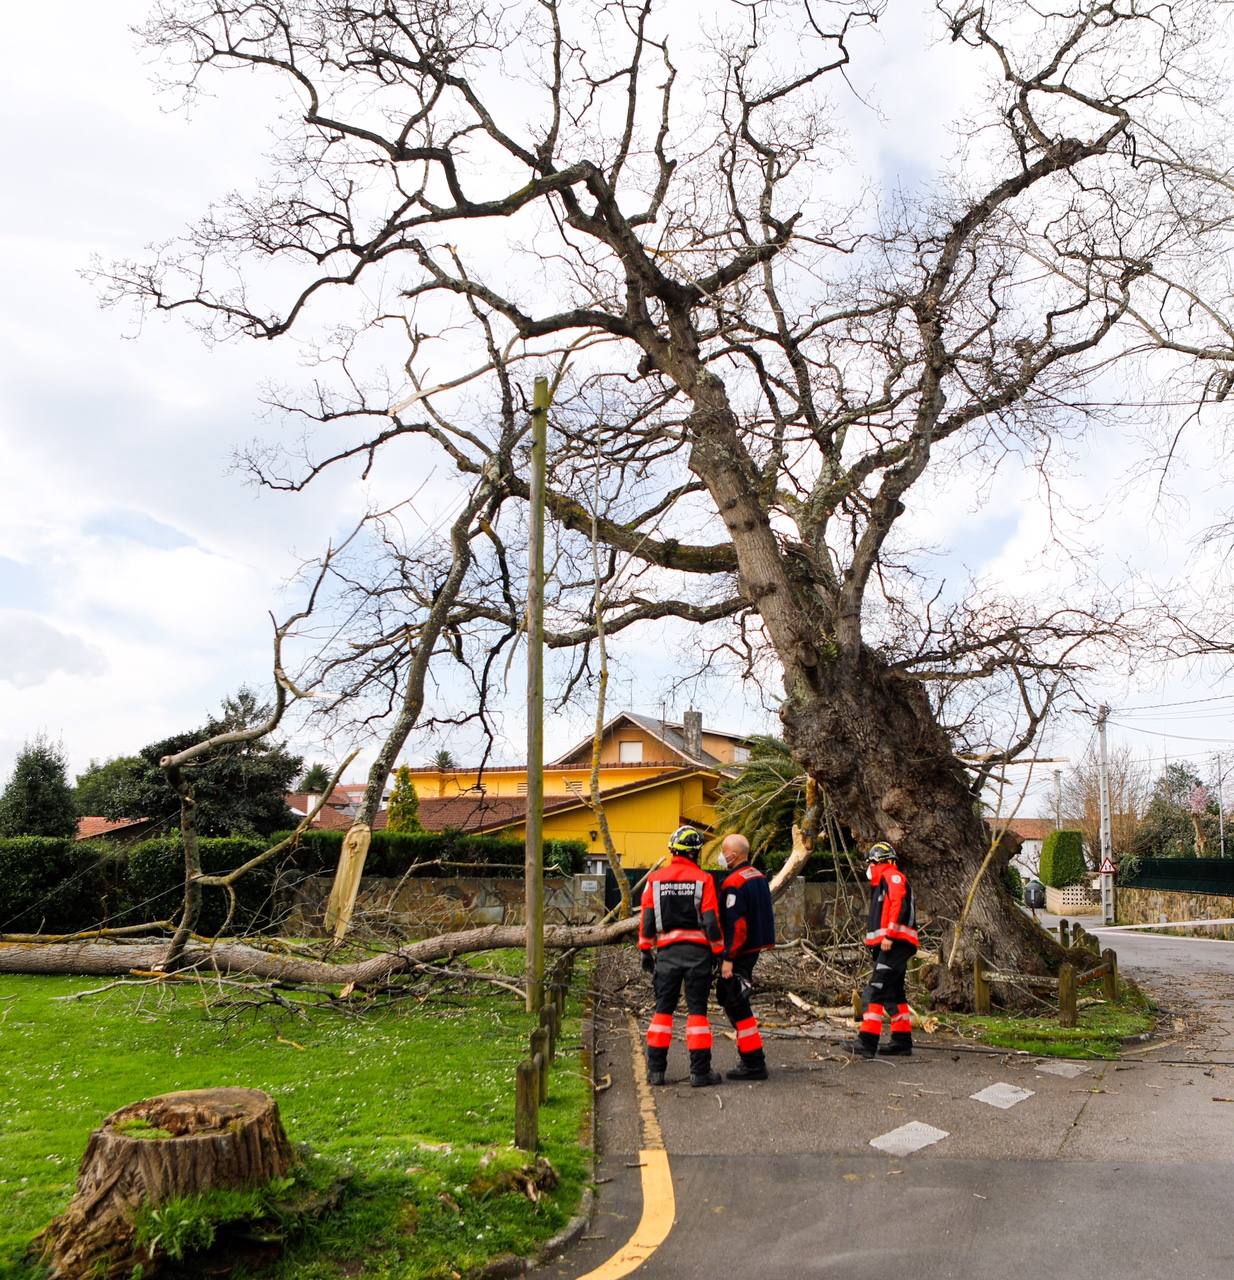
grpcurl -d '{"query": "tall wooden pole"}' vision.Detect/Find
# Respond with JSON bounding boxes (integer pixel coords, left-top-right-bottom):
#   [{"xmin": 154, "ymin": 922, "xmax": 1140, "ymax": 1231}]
[{"xmin": 525, "ymin": 375, "xmax": 549, "ymax": 1012}]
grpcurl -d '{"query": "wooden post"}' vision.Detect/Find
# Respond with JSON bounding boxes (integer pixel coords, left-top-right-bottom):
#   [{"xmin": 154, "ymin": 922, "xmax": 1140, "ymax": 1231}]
[
  {"xmin": 1058, "ymin": 962, "xmax": 1077, "ymax": 1028},
  {"xmin": 529, "ymin": 1024, "xmax": 550, "ymax": 1095},
  {"xmin": 539, "ymin": 1006, "xmax": 557, "ymax": 1061},
  {"xmin": 525, "ymin": 375, "xmax": 550, "ymax": 1013},
  {"xmin": 851, "ymin": 988, "xmax": 862, "ymax": 1022},
  {"xmin": 1058, "ymin": 918, "xmax": 1070, "ymax": 947},
  {"xmin": 515, "ymin": 1060, "xmax": 538, "ymax": 1150},
  {"xmin": 973, "ymin": 955, "xmax": 991, "ymax": 1015},
  {"xmin": 534, "ymin": 1050, "xmax": 548, "ymax": 1105},
  {"xmin": 1102, "ymin": 948, "xmax": 1119, "ymax": 1002}
]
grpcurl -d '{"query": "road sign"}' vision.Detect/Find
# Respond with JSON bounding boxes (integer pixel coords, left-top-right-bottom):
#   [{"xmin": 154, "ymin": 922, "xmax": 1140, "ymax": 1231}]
[{"xmin": 1100, "ymin": 857, "xmax": 1117, "ymax": 876}]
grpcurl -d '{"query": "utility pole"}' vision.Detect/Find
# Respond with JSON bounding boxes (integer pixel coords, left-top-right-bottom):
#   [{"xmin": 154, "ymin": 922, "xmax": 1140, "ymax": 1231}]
[
  {"xmin": 1053, "ymin": 769, "xmax": 1063, "ymax": 831},
  {"xmin": 1218, "ymin": 752, "xmax": 1226, "ymax": 858},
  {"xmin": 1097, "ymin": 705, "xmax": 1115, "ymax": 925},
  {"xmin": 525, "ymin": 375, "xmax": 549, "ymax": 1013}
]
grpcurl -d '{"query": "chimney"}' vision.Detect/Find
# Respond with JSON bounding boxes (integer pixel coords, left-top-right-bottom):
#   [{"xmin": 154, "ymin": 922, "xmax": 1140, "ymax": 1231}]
[{"xmin": 682, "ymin": 708, "xmax": 703, "ymax": 761}]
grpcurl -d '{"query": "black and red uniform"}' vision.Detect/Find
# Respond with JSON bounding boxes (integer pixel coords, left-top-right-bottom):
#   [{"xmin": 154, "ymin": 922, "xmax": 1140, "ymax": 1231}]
[
  {"xmin": 716, "ymin": 862, "xmax": 776, "ymax": 1071},
  {"xmin": 858, "ymin": 861, "xmax": 919, "ymax": 1052},
  {"xmin": 638, "ymin": 855, "xmax": 724, "ymax": 1076}
]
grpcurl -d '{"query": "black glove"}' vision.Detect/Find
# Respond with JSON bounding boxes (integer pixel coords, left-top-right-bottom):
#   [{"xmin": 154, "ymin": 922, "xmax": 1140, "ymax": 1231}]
[{"xmin": 641, "ymin": 951, "xmax": 656, "ymax": 974}]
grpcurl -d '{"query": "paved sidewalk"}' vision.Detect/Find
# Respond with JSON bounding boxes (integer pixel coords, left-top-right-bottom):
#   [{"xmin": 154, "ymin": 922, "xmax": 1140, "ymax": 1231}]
[{"xmin": 533, "ymin": 937, "xmax": 1234, "ymax": 1280}]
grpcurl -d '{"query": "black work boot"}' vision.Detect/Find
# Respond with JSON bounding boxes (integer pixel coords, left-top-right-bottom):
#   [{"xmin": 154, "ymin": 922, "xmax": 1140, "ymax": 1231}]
[
  {"xmin": 646, "ymin": 1050, "xmax": 667, "ymax": 1086},
  {"xmin": 690, "ymin": 1069, "xmax": 723, "ymax": 1087},
  {"xmin": 848, "ymin": 1031, "xmax": 880, "ymax": 1059},
  {"xmin": 878, "ymin": 1032, "xmax": 913, "ymax": 1057},
  {"xmin": 726, "ymin": 1061, "xmax": 769, "ymax": 1081}
]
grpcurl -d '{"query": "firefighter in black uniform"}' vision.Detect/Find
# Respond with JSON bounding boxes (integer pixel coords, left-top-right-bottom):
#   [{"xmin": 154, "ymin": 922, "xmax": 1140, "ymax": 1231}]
[
  {"xmin": 714, "ymin": 832, "xmax": 776, "ymax": 1080},
  {"xmin": 851, "ymin": 841, "xmax": 919, "ymax": 1058},
  {"xmin": 638, "ymin": 826, "xmax": 725, "ymax": 1087}
]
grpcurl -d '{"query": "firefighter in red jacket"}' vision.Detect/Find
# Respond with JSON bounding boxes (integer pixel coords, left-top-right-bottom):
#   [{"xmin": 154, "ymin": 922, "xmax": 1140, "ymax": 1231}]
[
  {"xmin": 638, "ymin": 826, "xmax": 725, "ymax": 1087},
  {"xmin": 715, "ymin": 833, "xmax": 776, "ymax": 1080},
  {"xmin": 852, "ymin": 841, "xmax": 919, "ymax": 1058}
]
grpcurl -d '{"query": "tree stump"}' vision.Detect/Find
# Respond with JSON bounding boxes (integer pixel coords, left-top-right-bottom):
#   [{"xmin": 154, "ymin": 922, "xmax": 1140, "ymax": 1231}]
[{"xmin": 37, "ymin": 1087, "xmax": 295, "ymax": 1279}]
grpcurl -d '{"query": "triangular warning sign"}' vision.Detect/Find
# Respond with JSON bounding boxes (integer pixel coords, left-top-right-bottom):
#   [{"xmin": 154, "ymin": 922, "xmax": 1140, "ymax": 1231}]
[{"xmin": 1099, "ymin": 857, "xmax": 1117, "ymax": 875}]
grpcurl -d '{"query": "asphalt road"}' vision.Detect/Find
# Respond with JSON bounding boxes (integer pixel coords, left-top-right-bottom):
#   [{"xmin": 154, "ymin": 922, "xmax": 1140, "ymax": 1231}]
[{"xmin": 534, "ymin": 931, "xmax": 1234, "ymax": 1280}]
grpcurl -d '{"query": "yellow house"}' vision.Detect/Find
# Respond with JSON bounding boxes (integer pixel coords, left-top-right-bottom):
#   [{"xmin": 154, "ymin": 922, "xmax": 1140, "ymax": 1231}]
[{"xmin": 398, "ymin": 711, "xmax": 752, "ymax": 869}]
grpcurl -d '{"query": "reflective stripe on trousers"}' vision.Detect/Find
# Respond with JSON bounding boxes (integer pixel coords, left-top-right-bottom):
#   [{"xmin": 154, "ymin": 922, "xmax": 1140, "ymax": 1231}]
[
  {"xmin": 685, "ymin": 1014, "xmax": 712, "ymax": 1049},
  {"xmin": 735, "ymin": 1016, "xmax": 763, "ymax": 1052},
  {"xmin": 647, "ymin": 1013, "xmax": 673, "ymax": 1048}
]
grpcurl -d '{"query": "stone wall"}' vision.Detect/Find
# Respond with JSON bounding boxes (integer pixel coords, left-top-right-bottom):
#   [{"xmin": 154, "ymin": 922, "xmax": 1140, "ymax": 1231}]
[
  {"xmin": 287, "ymin": 871, "xmax": 862, "ymax": 942},
  {"xmin": 288, "ymin": 873, "xmax": 607, "ymax": 936},
  {"xmin": 1117, "ymin": 887, "xmax": 1234, "ymax": 940}
]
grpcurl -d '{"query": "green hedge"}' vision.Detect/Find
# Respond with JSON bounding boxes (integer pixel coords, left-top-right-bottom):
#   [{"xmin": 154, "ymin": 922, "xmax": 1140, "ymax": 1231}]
[
  {"xmin": 759, "ymin": 846, "xmax": 857, "ymax": 882},
  {"xmin": 1039, "ymin": 829, "xmax": 1087, "ymax": 888},
  {"xmin": 0, "ymin": 829, "xmax": 589, "ymax": 937},
  {"xmin": 1002, "ymin": 863, "xmax": 1024, "ymax": 902},
  {"xmin": 0, "ymin": 837, "xmax": 124, "ymax": 933},
  {"xmin": 282, "ymin": 829, "xmax": 586, "ymax": 878}
]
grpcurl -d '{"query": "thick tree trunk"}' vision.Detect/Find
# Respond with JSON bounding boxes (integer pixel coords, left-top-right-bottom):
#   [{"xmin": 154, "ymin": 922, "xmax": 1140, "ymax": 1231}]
[
  {"xmin": 782, "ymin": 647, "xmax": 1059, "ymax": 1006},
  {"xmin": 36, "ymin": 1088, "xmax": 294, "ymax": 1279}
]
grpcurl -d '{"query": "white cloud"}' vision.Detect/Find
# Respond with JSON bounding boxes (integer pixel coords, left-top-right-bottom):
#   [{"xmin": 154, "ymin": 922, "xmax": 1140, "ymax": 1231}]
[{"xmin": 0, "ymin": 614, "xmax": 107, "ymax": 688}]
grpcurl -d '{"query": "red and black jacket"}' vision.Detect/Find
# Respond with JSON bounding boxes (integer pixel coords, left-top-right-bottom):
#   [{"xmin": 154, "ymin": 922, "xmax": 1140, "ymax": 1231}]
[
  {"xmin": 719, "ymin": 863, "xmax": 776, "ymax": 959},
  {"xmin": 638, "ymin": 856, "xmax": 724, "ymax": 954},
  {"xmin": 865, "ymin": 861, "xmax": 919, "ymax": 948}
]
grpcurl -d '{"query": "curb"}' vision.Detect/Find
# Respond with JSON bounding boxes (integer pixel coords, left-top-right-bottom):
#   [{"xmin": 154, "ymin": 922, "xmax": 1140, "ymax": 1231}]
[{"xmin": 474, "ymin": 967, "xmax": 599, "ymax": 1279}]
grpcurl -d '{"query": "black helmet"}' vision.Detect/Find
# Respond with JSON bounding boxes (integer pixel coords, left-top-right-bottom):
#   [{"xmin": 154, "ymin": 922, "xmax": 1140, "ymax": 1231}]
[
  {"xmin": 668, "ymin": 826, "xmax": 704, "ymax": 859},
  {"xmin": 866, "ymin": 841, "xmax": 898, "ymax": 863}
]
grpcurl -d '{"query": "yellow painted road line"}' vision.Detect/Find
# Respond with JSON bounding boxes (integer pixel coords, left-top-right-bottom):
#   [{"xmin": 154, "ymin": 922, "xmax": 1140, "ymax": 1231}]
[{"xmin": 572, "ymin": 1015, "xmax": 675, "ymax": 1280}]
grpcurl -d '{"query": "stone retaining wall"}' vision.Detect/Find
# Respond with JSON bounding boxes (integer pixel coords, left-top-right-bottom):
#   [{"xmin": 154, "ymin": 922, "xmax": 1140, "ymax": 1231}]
[{"xmin": 1117, "ymin": 886, "xmax": 1234, "ymax": 940}]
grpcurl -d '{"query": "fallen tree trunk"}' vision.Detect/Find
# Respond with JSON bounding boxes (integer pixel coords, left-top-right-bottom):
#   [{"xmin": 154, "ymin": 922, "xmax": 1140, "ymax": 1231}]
[
  {"xmin": 0, "ymin": 919, "xmax": 640, "ymax": 982},
  {"xmin": 0, "ymin": 833, "xmax": 814, "ymax": 984}
]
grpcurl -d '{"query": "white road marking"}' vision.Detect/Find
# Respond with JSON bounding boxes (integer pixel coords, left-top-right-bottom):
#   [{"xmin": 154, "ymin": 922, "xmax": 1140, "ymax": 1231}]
[
  {"xmin": 971, "ymin": 1082, "xmax": 1035, "ymax": 1109},
  {"xmin": 869, "ymin": 1121, "xmax": 949, "ymax": 1156},
  {"xmin": 1034, "ymin": 1060, "xmax": 1089, "ymax": 1078}
]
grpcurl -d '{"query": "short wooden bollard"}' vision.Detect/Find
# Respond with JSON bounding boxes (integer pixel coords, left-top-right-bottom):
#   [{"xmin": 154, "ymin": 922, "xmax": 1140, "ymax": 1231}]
[
  {"xmin": 534, "ymin": 1050, "xmax": 548, "ymax": 1105},
  {"xmin": 1058, "ymin": 919, "xmax": 1070, "ymax": 946},
  {"xmin": 539, "ymin": 1006, "xmax": 557, "ymax": 1061},
  {"xmin": 529, "ymin": 1018, "xmax": 550, "ymax": 1100},
  {"xmin": 851, "ymin": 988, "xmax": 862, "ymax": 1022},
  {"xmin": 1102, "ymin": 948, "xmax": 1119, "ymax": 1002},
  {"xmin": 1058, "ymin": 962, "xmax": 1077, "ymax": 1028},
  {"xmin": 515, "ymin": 1059, "xmax": 538, "ymax": 1150},
  {"xmin": 973, "ymin": 956, "xmax": 992, "ymax": 1016}
]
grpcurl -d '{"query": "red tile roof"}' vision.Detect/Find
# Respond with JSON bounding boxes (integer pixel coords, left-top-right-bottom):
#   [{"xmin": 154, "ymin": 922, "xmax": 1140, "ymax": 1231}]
[
  {"xmin": 1002, "ymin": 818, "xmax": 1070, "ymax": 841},
  {"xmin": 287, "ymin": 789, "xmax": 352, "ymax": 812},
  {"xmin": 75, "ymin": 816, "xmax": 150, "ymax": 842}
]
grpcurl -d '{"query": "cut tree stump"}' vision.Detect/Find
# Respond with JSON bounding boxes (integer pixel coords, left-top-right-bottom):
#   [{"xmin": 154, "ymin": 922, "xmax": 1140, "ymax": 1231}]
[{"xmin": 36, "ymin": 1087, "xmax": 295, "ymax": 1279}]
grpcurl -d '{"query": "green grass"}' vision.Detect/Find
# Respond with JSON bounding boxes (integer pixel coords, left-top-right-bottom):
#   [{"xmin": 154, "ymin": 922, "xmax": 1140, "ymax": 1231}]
[
  {"xmin": 0, "ymin": 961, "xmax": 590, "ymax": 1280},
  {"xmin": 942, "ymin": 983, "xmax": 1155, "ymax": 1059}
]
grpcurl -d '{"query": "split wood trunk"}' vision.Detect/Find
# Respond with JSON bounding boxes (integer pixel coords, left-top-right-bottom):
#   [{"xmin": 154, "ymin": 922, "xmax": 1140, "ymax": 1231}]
[{"xmin": 36, "ymin": 1087, "xmax": 294, "ymax": 1279}]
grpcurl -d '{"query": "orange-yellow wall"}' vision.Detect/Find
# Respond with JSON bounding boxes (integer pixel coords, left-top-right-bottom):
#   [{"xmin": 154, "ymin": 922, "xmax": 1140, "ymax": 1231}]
[
  {"xmin": 406, "ymin": 763, "xmax": 679, "ymax": 798},
  {"xmin": 495, "ymin": 774, "xmax": 721, "ymax": 869}
]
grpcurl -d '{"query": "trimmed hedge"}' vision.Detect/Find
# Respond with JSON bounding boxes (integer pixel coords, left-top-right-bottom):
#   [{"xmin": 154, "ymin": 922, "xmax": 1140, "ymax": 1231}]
[
  {"xmin": 1002, "ymin": 863, "xmax": 1025, "ymax": 902},
  {"xmin": 0, "ymin": 829, "xmax": 589, "ymax": 937},
  {"xmin": 0, "ymin": 837, "xmax": 124, "ymax": 933},
  {"xmin": 760, "ymin": 846, "xmax": 857, "ymax": 882},
  {"xmin": 1120, "ymin": 856, "xmax": 1234, "ymax": 894},
  {"xmin": 1039, "ymin": 829, "xmax": 1087, "ymax": 888}
]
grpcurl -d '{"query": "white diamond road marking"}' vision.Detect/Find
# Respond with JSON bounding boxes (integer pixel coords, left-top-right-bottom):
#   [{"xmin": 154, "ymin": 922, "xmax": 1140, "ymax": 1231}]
[
  {"xmin": 971, "ymin": 1082, "xmax": 1035, "ymax": 1109},
  {"xmin": 1034, "ymin": 1060, "xmax": 1090, "ymax": 1078},
  {"xmin": 869, "ymin": 1121, "xmax": 949, "ymax": 1156}
]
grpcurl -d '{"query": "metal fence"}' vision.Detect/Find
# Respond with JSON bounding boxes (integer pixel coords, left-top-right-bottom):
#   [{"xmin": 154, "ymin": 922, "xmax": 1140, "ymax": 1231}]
[{"xmin": 1119, "ymin": 857, "xmax": 1234, "ymax": 895}]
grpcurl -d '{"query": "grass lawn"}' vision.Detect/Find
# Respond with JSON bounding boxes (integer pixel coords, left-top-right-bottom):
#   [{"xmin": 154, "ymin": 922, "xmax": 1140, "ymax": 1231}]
[
  {"xmin": 0, "ymin": 960, "xmax": 590, "ymax": 1279},
  {"xmin": 941, "ymin": 983, "xmax": 1155, "ymax": 1058}
]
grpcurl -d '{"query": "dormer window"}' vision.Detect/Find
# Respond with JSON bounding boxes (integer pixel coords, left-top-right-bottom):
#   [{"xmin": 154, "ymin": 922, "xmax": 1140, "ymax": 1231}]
[{"xmin": 618, "ymin": 740, "xmax": 643, "ymax": 763}]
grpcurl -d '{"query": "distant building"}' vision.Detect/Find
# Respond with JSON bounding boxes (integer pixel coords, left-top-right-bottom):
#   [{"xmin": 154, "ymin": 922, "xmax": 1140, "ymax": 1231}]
[{"xmin": 285, "ymin": 710, "xmax": 754, "ymax": 869}]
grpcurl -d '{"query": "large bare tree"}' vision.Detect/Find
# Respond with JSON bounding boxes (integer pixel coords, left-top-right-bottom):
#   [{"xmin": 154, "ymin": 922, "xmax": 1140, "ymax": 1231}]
[{"xmin": 94, "ymin": 0, "xmax": 1234, "ymax": 999}]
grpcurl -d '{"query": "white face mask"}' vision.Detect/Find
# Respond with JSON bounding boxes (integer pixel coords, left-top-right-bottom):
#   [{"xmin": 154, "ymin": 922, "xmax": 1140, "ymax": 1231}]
[
  {"xmin": 866, "ymin": 863, "xmax": 875, "ymax": 882},
  {"xmin": 716, "ymin": 853, "xmax": 729, "ymax": 870}
]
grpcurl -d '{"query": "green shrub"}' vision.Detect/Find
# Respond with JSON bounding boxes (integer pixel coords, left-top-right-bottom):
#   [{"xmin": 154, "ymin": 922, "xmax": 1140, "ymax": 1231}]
[
  {"xmin": 1002, "ymin": 863, "xmax": 1024, "ymax": 902},
  {"xmin": 759, "ymin": 846, "xmax": 854, "ymax": 881},
  {"xmin": 1039, "ymin": 829, "xmax": 1087, "ymax": 887},
  {"xmin": 0, "ymin": 837, "xmax": 119, "ymax": 933},
  {"xmin": 281, "ymin": 829, "xmax": 586, "ymax": 878}
]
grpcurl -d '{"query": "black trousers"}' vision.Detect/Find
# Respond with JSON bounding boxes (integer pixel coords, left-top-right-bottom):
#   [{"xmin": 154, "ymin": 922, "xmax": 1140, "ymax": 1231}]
[
  {"xmin": 715, "ymin": 953, "xmax": 766, "ymax": 1068},
  {"xmin": 860, "ymin": 940, "xmax": 915, "ymax": 1037},
  {"xmin": 647, "ymin": 943, "xmax": 715, "ymax": 1074}
]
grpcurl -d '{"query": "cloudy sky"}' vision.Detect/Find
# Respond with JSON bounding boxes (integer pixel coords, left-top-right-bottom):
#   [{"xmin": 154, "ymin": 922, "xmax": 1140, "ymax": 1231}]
[{"xmin": 2, "ymin": 1, "xmax": 1232, "ymax": 818}]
